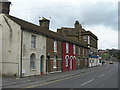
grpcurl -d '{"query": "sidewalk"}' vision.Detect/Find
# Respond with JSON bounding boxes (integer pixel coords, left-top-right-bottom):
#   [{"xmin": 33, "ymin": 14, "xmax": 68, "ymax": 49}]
[{"xmin": 1, "ymin": 64, "xmax": 106, "ymax": 88}]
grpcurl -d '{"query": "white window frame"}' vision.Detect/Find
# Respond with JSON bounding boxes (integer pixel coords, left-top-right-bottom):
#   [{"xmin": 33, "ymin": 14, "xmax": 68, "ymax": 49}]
[
  {"xmin": 66, "ymin": 43, "xmax": 69, "ymax": 53},
  {"xmin": 88, "ymin": 36, "xmax": 90, "ymax": 44},
  {"xmin": 73, "ymin": 45, "xmax": 76, "ymax": 54},
  {"xmin": 54, "ymin": 40, "xmax": 57, "ymax": 52},
  {"xmin": 53, "ymin": 56, "xmax": 57, "ymax": 68}
]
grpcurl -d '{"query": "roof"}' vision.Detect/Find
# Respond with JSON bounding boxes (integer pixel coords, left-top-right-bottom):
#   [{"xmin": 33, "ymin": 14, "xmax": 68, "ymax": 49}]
[
  {"xmin": 0, "ymin": 0, "xmax": 11, "ymax": 2},
  {"xmin": 82, "ymin": 31, "xmax": 98, "ymax": 40},
  {"xmin": 5, "ymin": 14, "xmax": 89, "ymax": 49}
]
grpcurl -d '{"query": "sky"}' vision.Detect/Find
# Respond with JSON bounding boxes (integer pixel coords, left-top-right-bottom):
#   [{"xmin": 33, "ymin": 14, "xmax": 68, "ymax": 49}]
[{"xmin": 9, "ymin": 0, "xmax": 118, "ymax": 50}]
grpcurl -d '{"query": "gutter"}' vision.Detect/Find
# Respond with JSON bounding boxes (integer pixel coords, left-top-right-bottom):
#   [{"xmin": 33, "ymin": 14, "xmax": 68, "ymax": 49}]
[{"xmin": 20, "ymin": 28, "xmax": 23, "ymax": 78}]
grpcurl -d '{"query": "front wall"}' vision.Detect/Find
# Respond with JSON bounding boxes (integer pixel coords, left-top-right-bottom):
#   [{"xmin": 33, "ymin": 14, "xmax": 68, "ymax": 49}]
[
  {"xmin": 0, "ymin": 14, "xmax": 21, "ymax": 76},
  {"xmin": 46, "ymin": 38, "xmax": 62, "ymax": 73},
  {"xmin": 62, "ymin": 42, "xmax": 76, "ymax": 72},
  {"xmin": 22, "ymin": 30, "xmax": 46, "ymax": 76},
  {"xmin": 0, "ymin": 15, "xmax": 2, "ymax": 75}
]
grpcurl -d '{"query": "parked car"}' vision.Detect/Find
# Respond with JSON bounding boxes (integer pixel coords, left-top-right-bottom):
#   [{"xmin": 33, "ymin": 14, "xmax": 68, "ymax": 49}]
[
  {"xmin": 109, "ymin": 61, "xmax": 113, "ymax": 64},
  {"xmin": 102, "ymin": 61, "xmax": 105, "ymax": 65}
]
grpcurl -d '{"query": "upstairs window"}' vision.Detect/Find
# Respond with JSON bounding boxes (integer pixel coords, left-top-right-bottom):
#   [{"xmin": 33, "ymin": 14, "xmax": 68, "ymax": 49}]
[
  {"xmin": 73, "ymin": 45, "xmax": 76, "ymax": 54},
  {"xmin": 83, "ymin": 36, "xmax": 87, "ymax": 42},
  {"xmin": 78, "ymin": 48, "xmax": 80, "ymax": 55},
  {"xmin": 83, "ymin": 49, "xmax": 84, "ymax": 56},
  {"xmin": 31, "ymin": 35, "xmax": 36, "ymax": 49},
  {"xmin": 66, "ymin": 43, "xmax": 69, "ymax": 53},
  {"xmin": 54, "ymin": 41, "xmax": 57, "ymax": 52},
  {"xmin": 88, "ymin": 36, "xmax": 90, "ymax": 44}
]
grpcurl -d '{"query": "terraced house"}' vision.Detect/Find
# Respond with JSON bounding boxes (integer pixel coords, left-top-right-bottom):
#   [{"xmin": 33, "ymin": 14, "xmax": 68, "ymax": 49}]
[{"xmin": 0, "ymin": 0, "xmax": 98, "ymax": 77}]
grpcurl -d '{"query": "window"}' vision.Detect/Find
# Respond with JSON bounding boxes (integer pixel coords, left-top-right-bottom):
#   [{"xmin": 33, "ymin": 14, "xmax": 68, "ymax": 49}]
[
  {"xmin": 88, "ymin": 36, "xmax": 90, "ymax": 44},
  {"xmin": 30, "ymin": 53, "xmax": 36, "ymax": 69},
  {"xmin": 66, "ymin": 43, "xmax": 69, "ymax": 53},
  {"xmin": 73, "ymin": 45, "xmax": 76, "ymax": 54},
  {"xmin": 83, "ymin": 36, "xmax": 87, "ymax": 42},
  {"xmin": 65, "ymin": 55, "xmax": 69, "ymax": 67},
  {"xmin": 78, "ymin": 48, "xmax": 80, "ymax": 55},
  {"xmin": 54, "ymin": 41, "xmax": 57, "ymax": 52},
  {"xmin": 31, "ymin": 35, "xmax": 36, "ymax": 49},
  {"xmin": 78, "ymin": 57, "xmax": 80, "ymax": 65},
  {"xmin": 83, "ymin": 49, "xmax": 84, "ymax": 56},
  {"xmin": 53, "ymin": 56, "xmax": 57, "ymax": 68}
]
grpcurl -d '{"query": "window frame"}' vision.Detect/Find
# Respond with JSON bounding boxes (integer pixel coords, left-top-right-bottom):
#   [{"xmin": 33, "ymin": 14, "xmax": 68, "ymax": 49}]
[
  {"xmin": 30, "ymin": 53, "xmax": 36, "ymax": 69},
  {"xmin": 53, "ymin": 56, "xmax": 57, "ymax": 68},
  {"xmin": 73, "ymin": 45, "xmax": 76, "ymax": 54},
  {"xmin": 54, "ymin": 40, "xmax": 57, "ymax": 52},
  {"xmin": 66, "ymin": 43, "xmax": 69, "ymax": 53},
  {"xmin": 31, "ymin": 35, "xmax": 36, "ymax": 49}
]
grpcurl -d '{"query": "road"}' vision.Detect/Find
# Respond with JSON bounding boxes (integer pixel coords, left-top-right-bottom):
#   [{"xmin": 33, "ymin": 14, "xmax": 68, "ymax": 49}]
[{"xmin": 2, "ymin": 62, "xmax": 118, "ymax": 89}]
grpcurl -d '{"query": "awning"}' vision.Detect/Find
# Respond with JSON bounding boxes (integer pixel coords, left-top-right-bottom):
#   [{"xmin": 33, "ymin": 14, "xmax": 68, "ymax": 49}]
[{"xmin": 89, "ymin": 55, "xmax": 99, "ymax": 58}]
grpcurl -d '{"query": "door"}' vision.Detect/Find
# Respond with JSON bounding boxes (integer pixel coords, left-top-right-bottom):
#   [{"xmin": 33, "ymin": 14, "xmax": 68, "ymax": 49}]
[
  {"xmin": 40, "ymin": 55, "xmax": 44, "ymax": 74},
  {"xmin": 70, "ymin": 56, "xmax": 72, "ymax": 70}
]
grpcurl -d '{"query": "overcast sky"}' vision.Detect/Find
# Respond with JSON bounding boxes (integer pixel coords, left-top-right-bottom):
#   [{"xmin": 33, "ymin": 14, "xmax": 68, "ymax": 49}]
[{"xmin": 9, "ymin": 0, "xmax": 118, "ymax": 50}]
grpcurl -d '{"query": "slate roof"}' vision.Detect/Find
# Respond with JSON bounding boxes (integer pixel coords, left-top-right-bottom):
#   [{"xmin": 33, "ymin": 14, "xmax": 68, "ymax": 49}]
[{"xmin": 5, "ymin": 14, "xmax": 89, "ymax": 49}]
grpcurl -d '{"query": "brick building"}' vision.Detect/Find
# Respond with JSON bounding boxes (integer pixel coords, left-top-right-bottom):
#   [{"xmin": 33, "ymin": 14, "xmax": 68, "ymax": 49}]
[{"xmin": 57, "ymin": 20, "xmax": 98, "ymax": 67}]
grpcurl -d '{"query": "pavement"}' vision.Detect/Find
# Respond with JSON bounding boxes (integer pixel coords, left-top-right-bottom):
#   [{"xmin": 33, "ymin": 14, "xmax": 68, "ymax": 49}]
[{"xmin": 1, "ymin": 64, "xmax": 107, "ymax": 88}]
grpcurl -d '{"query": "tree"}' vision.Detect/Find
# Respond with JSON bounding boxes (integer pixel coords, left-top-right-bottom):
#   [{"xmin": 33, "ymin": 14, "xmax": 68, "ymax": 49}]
[{"xmin": 117, "ymin": 50, "xmax": 120, "ymax": 62}]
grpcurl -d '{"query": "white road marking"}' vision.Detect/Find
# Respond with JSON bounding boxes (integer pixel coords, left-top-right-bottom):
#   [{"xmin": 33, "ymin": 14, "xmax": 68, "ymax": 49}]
[
  {"xmin": 81, "ymin": 79, "xmax": 95, "ymax": 86},
  {"xmin": 98, "ymin": 74, "xmax": 105, "ymax": 78}
]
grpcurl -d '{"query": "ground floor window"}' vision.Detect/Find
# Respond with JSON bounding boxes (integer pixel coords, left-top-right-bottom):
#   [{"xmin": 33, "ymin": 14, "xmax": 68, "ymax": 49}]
[
  {"xmin": 53, "ymin": 56, "xmax": 57, "ymax": 68},
  {"xmin": 30, "ymin": 53, "xmax": 36, "ymax": 69}
]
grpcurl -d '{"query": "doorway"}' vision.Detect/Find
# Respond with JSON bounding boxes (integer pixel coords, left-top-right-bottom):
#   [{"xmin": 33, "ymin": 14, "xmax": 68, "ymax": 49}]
[
  {"xmin": 70, "ymin": 56, "xmax": 73, "ymax": 70},
  {"xmin": 40, "ymin": 55, "xmax": 45, "ymax": 75}
]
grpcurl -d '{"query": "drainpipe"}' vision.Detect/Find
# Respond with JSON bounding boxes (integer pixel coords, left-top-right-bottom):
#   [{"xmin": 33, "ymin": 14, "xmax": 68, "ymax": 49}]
[{"xmin": 20, "ymin": 29, "xmax": 23, "ymax": 78}]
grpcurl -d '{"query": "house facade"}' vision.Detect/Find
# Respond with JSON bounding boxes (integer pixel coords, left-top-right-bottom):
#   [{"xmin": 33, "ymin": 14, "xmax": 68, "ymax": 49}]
[
  {"xmin": 62, "ymin": 42, "xmax": 76, "ymax": 72},
  {"xmin": 0, "ymin": 1, "xmax": 46, "ymax": 76}
]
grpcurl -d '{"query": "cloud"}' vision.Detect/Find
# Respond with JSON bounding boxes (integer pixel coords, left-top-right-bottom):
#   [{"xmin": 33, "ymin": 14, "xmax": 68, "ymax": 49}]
[
  {"xmin": 9, "ymin": 0, "xmax": 118, "ymax": 49},
  {"xmin": 80, "ymin": 3, "xmax": 118, "ymax": 30},
  {"xmin": 85, "ymin": 25, "xmax": 118, "ymax": 49}
]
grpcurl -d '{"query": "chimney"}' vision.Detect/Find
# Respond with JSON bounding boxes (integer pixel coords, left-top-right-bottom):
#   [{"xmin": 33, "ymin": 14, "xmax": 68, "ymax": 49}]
[
  {"xmin": 0, "ymin": 0, "xmax": 11, "ymax": 15},
  {"xmin": 39, "ymin": 17, "xmax": 50, "ymax": 30},
  {"xmin": 74, "ymin": 20, "xmax": 82, "ymax": 29}
]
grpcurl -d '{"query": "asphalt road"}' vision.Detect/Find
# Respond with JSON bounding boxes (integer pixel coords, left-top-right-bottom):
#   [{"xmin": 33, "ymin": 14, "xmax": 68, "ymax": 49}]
[
  {"xmin": 28, "ymin": 63, "xmax": 118, "ymax": 88},
  {"xmin": 2, "ymin": 62, "xmax": 118, "ymax": 89}
]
